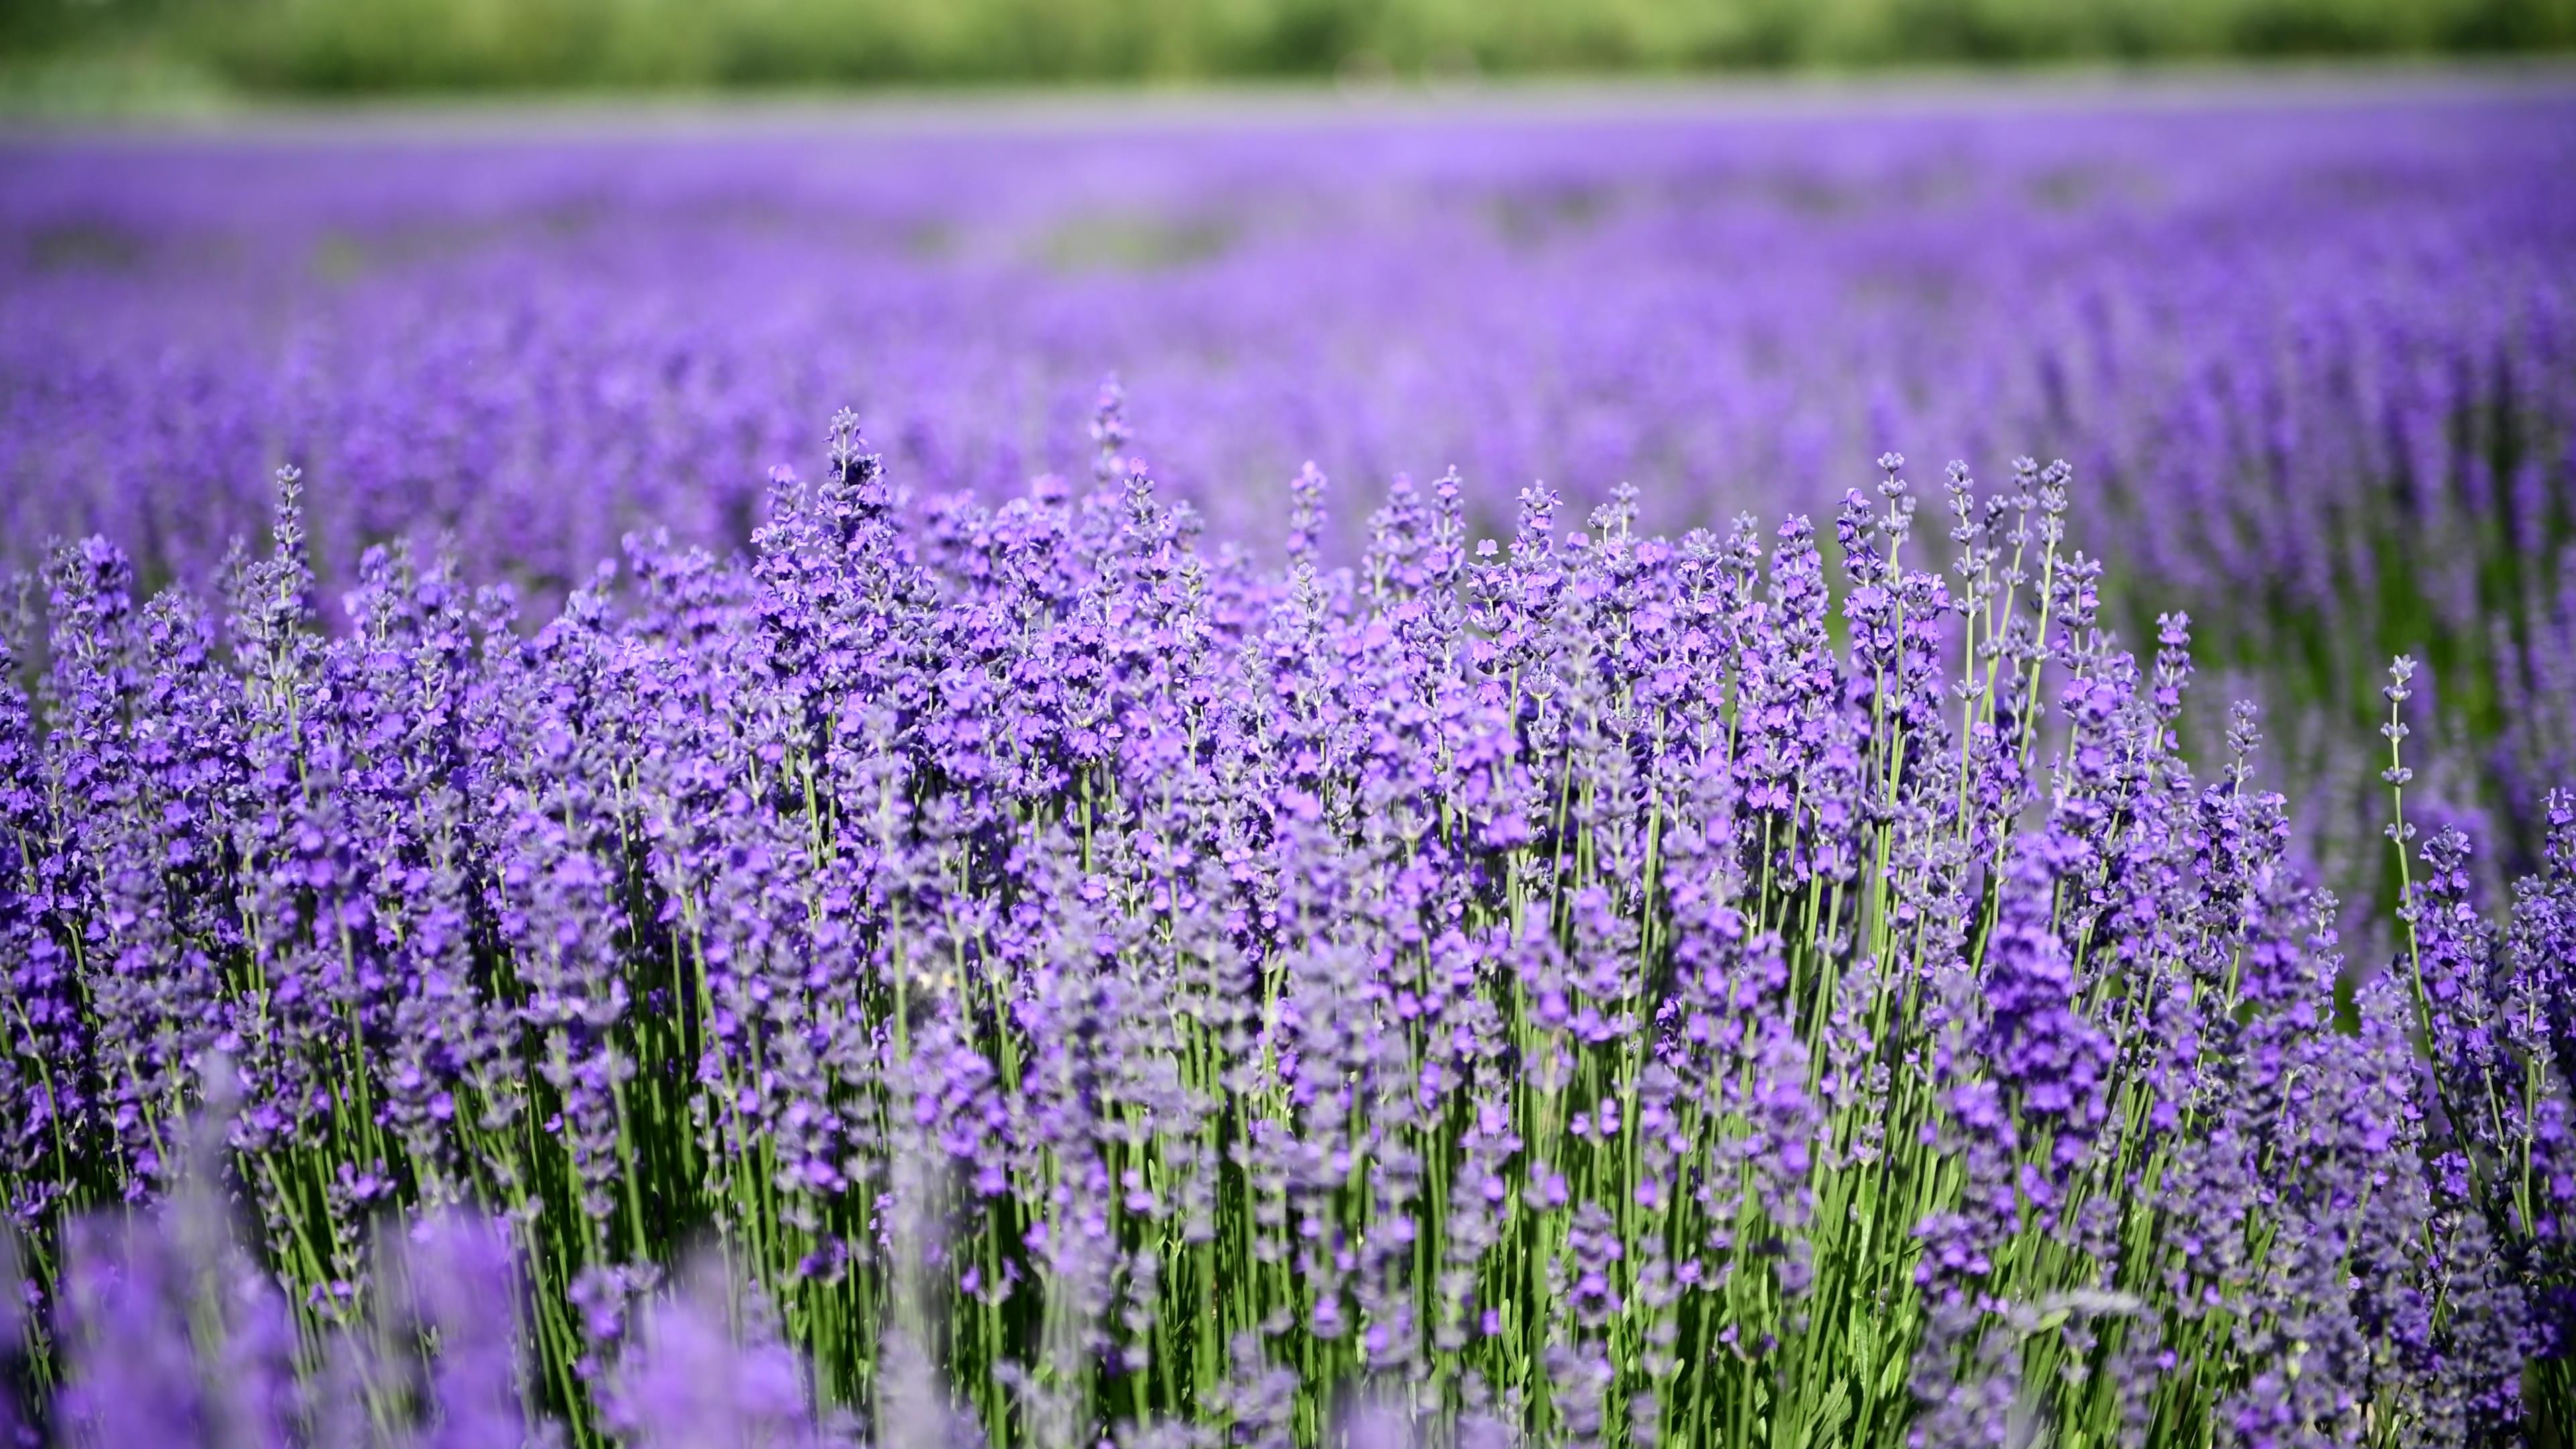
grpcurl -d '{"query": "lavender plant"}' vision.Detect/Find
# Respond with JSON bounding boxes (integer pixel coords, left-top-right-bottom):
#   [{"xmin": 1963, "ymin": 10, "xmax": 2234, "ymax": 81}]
[{"xmin": 2, "ymin": 396, "xmax": 2568, "ymax": 1445}]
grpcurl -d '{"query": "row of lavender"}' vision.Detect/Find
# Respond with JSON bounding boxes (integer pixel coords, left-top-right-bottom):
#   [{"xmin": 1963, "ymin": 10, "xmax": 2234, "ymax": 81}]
[
  {"xmin": 4, "ymin": 95, "xmax": 2573, "ymax": 875},
  {"xmin": 4, "ymin": 394, "xmax": 2571, "ymax": 1443}
]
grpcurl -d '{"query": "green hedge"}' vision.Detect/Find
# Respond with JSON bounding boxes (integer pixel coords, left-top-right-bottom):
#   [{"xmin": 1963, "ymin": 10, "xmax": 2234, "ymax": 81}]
[{"xmin": 8, "ymin": 0, "xmax": 2575, "ymax": 95}]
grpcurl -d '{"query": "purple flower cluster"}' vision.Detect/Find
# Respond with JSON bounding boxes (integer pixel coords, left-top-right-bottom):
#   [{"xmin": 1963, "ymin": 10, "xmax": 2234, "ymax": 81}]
[{"xmin": 1, "ymin": 390, "xmax": 2567, "ymax": 1443}]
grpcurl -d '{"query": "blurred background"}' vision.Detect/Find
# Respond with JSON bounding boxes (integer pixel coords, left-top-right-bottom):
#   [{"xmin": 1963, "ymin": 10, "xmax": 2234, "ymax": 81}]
[{"xmin": 2, "ymin": 0, "xmax": 2571, "ymax": 107}]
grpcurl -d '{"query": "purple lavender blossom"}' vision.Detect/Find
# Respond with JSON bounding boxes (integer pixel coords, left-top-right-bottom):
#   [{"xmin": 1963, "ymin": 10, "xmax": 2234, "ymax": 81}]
[{"xmin": 0, "ymin": 203, "xmax": 2565, "ymax": 1444}]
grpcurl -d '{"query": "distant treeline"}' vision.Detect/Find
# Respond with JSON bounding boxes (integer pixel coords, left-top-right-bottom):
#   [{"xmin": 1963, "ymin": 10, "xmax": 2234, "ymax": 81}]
[{"xmin": 7, "ymin": 0, "xmax": 2573, "ymax": 93}]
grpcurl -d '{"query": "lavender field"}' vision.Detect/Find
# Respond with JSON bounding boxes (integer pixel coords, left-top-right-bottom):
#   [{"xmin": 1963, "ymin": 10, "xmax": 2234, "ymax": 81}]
[{"xmin": 2, "ymin": 83, "xmax": 2573, "ymax": 1446}]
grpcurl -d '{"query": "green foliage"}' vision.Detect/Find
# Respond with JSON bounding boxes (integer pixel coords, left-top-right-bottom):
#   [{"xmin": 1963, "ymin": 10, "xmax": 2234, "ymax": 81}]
[{"xmin": 7, "ymin": 0, "xmax": 2575, "ymax": 96}]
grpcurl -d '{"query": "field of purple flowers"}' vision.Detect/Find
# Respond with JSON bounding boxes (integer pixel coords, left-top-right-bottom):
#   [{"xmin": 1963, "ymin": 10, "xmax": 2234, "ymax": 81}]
[{"xmin": 2, "ymin": 85, "xmax": 2574, "ymax": 1446}]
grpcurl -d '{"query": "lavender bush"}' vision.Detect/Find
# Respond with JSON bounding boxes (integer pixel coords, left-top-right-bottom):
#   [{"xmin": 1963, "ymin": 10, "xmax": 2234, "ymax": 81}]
[{"xmin": 2, "ymin": 387, "xmax": 2570, "ymax": 1444}]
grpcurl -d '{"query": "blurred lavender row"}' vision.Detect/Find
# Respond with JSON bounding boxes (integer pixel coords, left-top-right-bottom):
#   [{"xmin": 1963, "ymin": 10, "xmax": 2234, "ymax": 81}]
[{"xmin": 5, "ymin": 93, "xmax": 2567, "ymax": 572}]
